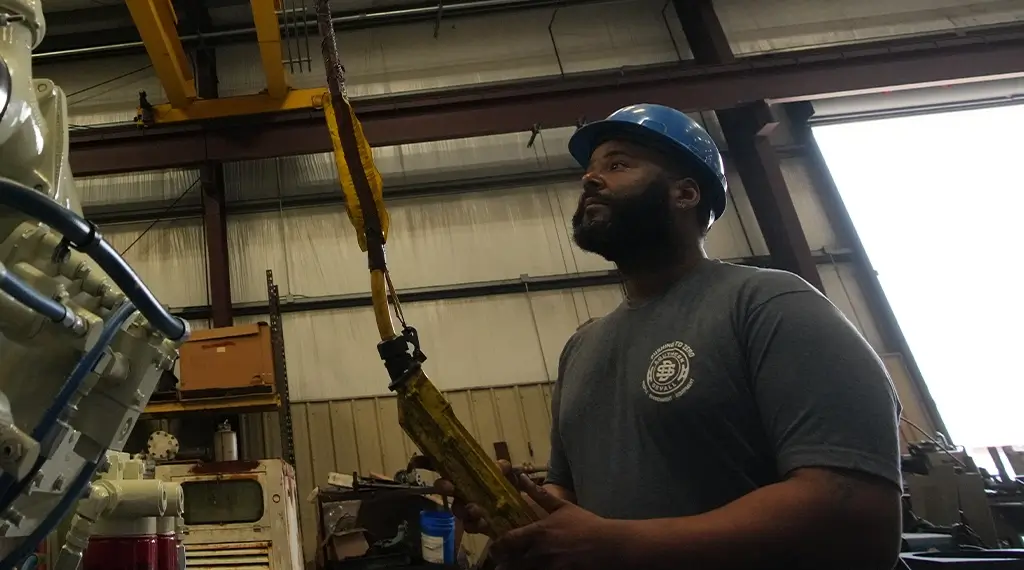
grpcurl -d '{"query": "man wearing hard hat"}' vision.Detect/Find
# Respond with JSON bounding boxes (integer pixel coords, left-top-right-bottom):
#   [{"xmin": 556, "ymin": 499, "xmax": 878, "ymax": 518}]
[{"xmin": 456, "ymin": 104, "xmax": 903, "ymax": 570}]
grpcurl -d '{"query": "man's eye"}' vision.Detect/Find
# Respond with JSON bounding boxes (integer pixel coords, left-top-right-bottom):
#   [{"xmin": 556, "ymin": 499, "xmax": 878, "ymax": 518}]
[{"xmin": 609, "ymin": 162, "xmax": 627, "ymax": 171}]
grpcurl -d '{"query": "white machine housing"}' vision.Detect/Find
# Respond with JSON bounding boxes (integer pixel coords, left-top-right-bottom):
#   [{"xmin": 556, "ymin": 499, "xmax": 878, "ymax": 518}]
[
  {"xmin": 0, "ymin": 0, "xmax": 188, "ymax": 562},
  {"xmin": 155, "ymin": 459, "xmax": 304, "ymax": 570}
]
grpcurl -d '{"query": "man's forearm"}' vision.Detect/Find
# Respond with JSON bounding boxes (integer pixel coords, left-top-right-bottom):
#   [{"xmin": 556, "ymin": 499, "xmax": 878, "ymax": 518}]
[
  {"xmin": 542, "ymin": 483, "xmax": 575, "ymax": 504},
  {"xmin": 613, "ymin": 469, "xmax": 901, "ymax": 570}
]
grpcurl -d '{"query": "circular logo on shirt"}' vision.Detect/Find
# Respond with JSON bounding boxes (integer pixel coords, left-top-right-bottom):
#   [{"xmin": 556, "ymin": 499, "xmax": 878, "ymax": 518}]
[{"xmin": 644, "ymin": 341, "xmax": 695, "ymax": 402}]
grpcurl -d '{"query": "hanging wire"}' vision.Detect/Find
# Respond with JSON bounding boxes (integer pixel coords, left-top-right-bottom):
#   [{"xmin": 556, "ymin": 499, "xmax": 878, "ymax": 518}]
[
  {"xmin": 384, "ymin": 270, "xmax": 408, "ymax": 329},
  {"xmin": 66, "ymin": 64, "xmax": 154, "ymax": 105},
  {"xmin": 548, "ymin": 6, "xmax": 564, "ymax": 78},
  {"xmin": 660, "ymin": 0, "xmax": 684, "ymax": 62},
  {"xmin": 119, "ymin": 178, "xmax": 201, "ymax": 256},
  {"xmin": 282, "ymin": 0, "xmax": 296, "ymax": 73},
  {"xmin": 300, "ymin": 0, "xmax": 313, "ymax": 71}
]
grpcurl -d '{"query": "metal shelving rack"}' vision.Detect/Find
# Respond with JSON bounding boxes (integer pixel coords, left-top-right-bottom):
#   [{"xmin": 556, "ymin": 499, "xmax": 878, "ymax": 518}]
[{"xmin": 267, "ymin": 269, "xmax": 295, "ymax": 466}]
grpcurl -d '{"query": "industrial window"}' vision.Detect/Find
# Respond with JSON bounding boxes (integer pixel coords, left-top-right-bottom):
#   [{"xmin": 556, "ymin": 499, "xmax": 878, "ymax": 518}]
[
  {"xmin": 813, "ymin": 103, "xmax": 1024, "ymax": 471},
  {"xmin": 181, "ymin": 479, "xmax": 265, "ymax": 525}
]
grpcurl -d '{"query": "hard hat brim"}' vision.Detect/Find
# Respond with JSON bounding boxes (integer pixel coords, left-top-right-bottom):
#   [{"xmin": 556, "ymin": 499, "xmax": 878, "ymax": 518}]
[{"xmin": 568, "ymin": 119, "xmax": 728, "ymax": 221}]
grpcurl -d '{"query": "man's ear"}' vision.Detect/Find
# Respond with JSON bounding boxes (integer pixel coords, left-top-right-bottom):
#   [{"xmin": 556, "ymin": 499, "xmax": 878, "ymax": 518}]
[{"xmin": 671, "ymin": 177, "xmax": 701, "ymax": 211}]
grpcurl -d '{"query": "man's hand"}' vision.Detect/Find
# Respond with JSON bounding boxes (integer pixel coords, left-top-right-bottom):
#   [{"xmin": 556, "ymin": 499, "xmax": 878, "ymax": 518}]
[
  {"xmin": 491, "ymin": 472, "xmax": 622, "ymax": 570},
  {"xmin": 435, "ymin": 460, "xmax": 550, "ymax": 537}
]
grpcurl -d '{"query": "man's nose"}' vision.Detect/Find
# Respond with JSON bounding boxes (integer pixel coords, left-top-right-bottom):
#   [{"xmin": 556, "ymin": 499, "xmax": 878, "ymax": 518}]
[{"xmin": 582, "ymin": 172, "xmax": 604, "ymax": 193}]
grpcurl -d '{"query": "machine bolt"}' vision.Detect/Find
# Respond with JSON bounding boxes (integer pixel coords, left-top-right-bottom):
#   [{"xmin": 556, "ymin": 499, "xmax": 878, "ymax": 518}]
[
  {"xmin": 52, "ymin": 475, "xmax": 65, "ymax": 492},
  {"xmin": 0, "ymin": 441, "xmax": 22, "ymax": 461},
  {"xmin": 120, "ymin": 418, "xmax": 134, "ymax": 438},
  {"xmin": 2, "ymin": 508, "xmax": 24, "ymax": 526}
]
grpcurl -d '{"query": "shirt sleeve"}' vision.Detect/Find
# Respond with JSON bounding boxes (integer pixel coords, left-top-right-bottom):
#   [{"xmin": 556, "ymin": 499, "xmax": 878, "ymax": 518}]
[
  {"xmin": 545, "ymin": 330, "xmax": 586, "ymax": 491},
  {"xmin": 742, "ymin": 276, "xmax": 903, "ymax": 489},
  {"xmin": 545, "ymin": 378, "xmax": 573, "ymax": 490}
]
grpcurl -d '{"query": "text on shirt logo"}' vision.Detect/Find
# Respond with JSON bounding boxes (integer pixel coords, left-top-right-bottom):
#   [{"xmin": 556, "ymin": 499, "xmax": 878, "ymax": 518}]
[{"xmin": 644, "ymin": 341, "xmax": 696, "ymax": 402}]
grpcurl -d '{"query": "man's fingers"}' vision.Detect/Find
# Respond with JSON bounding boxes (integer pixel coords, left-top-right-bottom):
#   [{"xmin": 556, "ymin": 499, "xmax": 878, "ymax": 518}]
[
  {"xmin": 491, "ymin": 523, "xmax": 541, "ymax": 561},
  {"xmin": 433, "ymin": 479, "xmax": 456, "ymax": 496},
  {"xmin": 517, "ymin": 473, "xmax": 567, "ymax": 513},
  {"xmin": 460, "ymin": 503, "xmax": 492, "ymax": 536},
  {"xmin": 496, "ymin": 459, "xmax": 520, "ymax": 487}
]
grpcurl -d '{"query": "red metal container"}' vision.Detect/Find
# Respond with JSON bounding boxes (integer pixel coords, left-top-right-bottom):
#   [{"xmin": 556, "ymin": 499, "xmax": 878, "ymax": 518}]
[
  {"xmin": 157, "ymin": 517, "xmax": 178, "ymax": 570},
  {"xmin": 83, "ymin": 535, "xmax": 158, "ymax": 570}
]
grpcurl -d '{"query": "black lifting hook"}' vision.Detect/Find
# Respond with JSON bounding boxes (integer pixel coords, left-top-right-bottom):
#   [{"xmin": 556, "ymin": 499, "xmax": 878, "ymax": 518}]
[
  {"xmin": 379, "ymin": 325, "xmax": 428, "ymax": 390},
  {"xmin": 401, "ymin": 325, "xmax": 427, "ymax": 364}
]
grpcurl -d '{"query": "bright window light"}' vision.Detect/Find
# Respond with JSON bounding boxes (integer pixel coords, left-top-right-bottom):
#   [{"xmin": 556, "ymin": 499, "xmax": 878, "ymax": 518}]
[{"xmin": 813, "ymin": 104, "xmax": 1024, "ymax": 454}]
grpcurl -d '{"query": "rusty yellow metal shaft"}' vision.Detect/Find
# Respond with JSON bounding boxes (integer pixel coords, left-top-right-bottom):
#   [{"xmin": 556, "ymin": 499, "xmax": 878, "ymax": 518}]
[
  {"xmin": 250, "ymin": 0, "xmax": 290, "ymax": 98},
  {"xmin": 125, "ymin": 0, "xmax": 196, "ymax": 109}
]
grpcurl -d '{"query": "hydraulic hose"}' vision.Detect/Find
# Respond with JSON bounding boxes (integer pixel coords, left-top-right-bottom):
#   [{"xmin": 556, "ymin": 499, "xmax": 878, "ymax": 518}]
[
  {"xmin": 0, "ymin": 263, "xmax": 71, "ymax": 323},
  {"xmin": 0, "ymin": 302, "xmax": 135, "ymax": 519},
  {"xmin": 0, "ymin": 460, "xmax": 98, "ymax": 570},
  {"xmin": 0, "ymin": 177, "xmax": 187, "ymax": 341},
  {"xmin": 33, "ymin": 300, "xmax": 137, "ymax": 441}
]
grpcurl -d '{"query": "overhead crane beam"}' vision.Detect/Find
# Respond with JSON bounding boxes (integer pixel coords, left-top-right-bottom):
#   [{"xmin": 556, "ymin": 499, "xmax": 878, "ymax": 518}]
[
  {"xmin": 67, "ymin": 23, "xmax": 1024, "ymax": 176},
  {"xmin": 250, "ymin": 0, "xmax": 289, "ymax": 98},
  {"xmin": 125, "ymin": 0, "xmax": 196, "ymax": 108}
]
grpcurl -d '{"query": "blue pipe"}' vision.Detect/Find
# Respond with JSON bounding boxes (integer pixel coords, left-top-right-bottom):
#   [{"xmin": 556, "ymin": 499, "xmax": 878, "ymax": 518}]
[
  {"xmin": 0, "ymin": 176, "xmax": 187, "ymax": 341},
  {"xmin": 0, "ymin": 460, "xmax": 98, "ymax": 570},
  {"xmin": 0, "ymin": 264, "xmax": 69, "ymax": 324},
  {"xmin": 33, "ymin": 301, "xmax": 138, "ymax": 440}
]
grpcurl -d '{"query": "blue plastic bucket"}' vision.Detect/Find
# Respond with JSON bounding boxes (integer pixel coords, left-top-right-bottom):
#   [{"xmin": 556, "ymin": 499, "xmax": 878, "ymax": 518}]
[{"xmin": 420, "ymin": 509, "xmax": 455, "ymax": 565}]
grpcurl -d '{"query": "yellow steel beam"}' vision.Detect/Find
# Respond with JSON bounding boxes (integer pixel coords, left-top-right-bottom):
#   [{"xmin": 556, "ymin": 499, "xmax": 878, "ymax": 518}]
[
  {"xmin": 250, "ymin": 0, "xmax": 289, "ymax": 98},
  {"xmin": 140, "ymin": 88, "xmax": 324, "ymax": 124},
  {"xmin": 125, "ymin": 0, "xmax": 196, "ymax": 109}
]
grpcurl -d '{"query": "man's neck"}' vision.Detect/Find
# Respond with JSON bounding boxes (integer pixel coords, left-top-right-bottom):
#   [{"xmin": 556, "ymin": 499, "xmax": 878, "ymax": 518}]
[{"xmin": 619, "ymin": 245, "xmax": 707, "ymax": 303}]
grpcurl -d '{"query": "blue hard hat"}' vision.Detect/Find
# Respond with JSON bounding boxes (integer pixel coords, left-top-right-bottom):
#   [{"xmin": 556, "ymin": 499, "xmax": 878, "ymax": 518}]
[{"xmin": 568, "ymin": 103, "xmax": 728, "ymax": 224}]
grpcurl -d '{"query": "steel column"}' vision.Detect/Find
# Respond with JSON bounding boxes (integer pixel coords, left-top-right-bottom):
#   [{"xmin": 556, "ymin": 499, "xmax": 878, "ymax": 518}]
[
  {"xmin": 717, "ymin": 104, "xmax": 824, "ymax": 289},
  {"xmin": 676, "ymin": 0, "xmax": 823, "ymax": 290},
  {"xmin": 671, "ymin": 0, "xmax": 733, "ymax": 64},
  {"xmin": 201, "ymin": 162, "xmax": 232, "ymax": 326},
  {"xmin": 786, "ymin": 101, "xmax": 950, "ymax": 440},
  {"xmin": 191, "ymin": 4, "xmax": 234, "ymax": 328}
]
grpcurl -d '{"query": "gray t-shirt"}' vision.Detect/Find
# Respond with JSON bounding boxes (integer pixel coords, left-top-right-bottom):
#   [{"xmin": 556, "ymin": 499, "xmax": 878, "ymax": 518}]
[{"xmin": 546, "ymin": 259, "xmax": 902, "ymax": 519}]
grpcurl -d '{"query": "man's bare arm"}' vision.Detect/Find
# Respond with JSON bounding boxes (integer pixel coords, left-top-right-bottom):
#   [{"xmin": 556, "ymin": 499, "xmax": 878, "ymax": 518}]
[
  {"xmin": 542, "ymin": 483, "xmax": 576, "ymax": 504},
  {"xmin": 616, "ymin": 466, "xmax": 902, "ymax": 570}
]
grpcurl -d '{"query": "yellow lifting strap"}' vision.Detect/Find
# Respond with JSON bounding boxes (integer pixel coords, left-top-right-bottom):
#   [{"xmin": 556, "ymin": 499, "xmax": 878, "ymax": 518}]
[
  {"xmin": 322, "ymin": 93, "xmax": 389, "ymax": 253},
  {"xmin": 314, "ymin": 0, "xmax": 540, "ymax": 540}
]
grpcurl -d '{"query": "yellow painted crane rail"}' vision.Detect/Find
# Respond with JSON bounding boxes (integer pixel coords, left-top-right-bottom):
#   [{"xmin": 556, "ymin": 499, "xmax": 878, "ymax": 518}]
[
  {"xmin": 250, "ymin": 0, "xmax": 289, "ymax": 98},
  {"xmin": 125, "ymin": 0, "xmax": 196, "ymax": 109}
]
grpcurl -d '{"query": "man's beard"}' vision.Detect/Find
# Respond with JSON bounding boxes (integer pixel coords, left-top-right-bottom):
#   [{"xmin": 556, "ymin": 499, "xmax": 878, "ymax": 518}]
[{"xmin": 571, "ymin": 176, "xmax": 677, "ymax": 266}]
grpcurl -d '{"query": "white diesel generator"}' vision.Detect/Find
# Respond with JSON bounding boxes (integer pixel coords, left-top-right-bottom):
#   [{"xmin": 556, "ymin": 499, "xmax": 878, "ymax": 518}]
[{"xmin": 154, "ymin": 459, "xmax": 303, "ymax": 570}]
